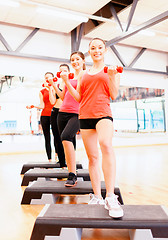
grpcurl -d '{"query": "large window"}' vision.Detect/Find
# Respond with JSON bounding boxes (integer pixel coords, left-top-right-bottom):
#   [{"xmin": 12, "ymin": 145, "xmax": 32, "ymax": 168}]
[{"xmin": 111, "ymin": 97, "xmax": 165, "ymax": 132}]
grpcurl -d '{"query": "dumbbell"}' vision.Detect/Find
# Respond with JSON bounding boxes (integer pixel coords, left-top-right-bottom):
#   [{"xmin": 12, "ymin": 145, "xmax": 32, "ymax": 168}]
[
  {"xmin": 46, "ymin": 77, "xmax": 58, "ymax": 83},
  {"xmin": 26, "ymin": 105, "xmax": 34, "ymax": 109},
  {"xmin": 53, "ymin": 77, "xmax": 58, "ymax": 82},
  {"xmin": 46, "ymin": 77, "xmax": 58, "ymax": 87},
  {"xmin": 57, "ymin": 72, "xmax": 74, "ymax": 79},
  {"xmin": 104, "ymin": 66, "xmax": 123, "ymax": 73}
]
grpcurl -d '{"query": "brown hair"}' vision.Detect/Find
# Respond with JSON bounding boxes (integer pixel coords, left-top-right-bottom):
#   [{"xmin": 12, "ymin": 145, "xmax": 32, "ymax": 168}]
[
  {"xmin": 89, "ymin": 38, "xmax": 106, "ymax": 47},
  {"xmin": 45, "ymin": 72, "xmax": 54, "ymax": 77},
  {"xmin": 59, "ymin": 64, "xmax": 70, "ymax": 72},
  {"xmin": 70, "ymin": 51, "xmax": 86, "ymax": 70}
]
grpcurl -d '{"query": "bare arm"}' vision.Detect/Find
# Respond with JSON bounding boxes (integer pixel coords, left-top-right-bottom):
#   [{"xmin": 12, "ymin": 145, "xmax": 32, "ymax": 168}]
[
  {"xmin": 107, "ymin": 67, "xmax": 120, "ymax": 100},
  {"xmin": 26, "ymin": 92, "xmax": 45, "ymax": 109},
  {"xmin": 35, "ymin": 92, "xmax": 45, "ymax": 109},
  {"xmin": 48, "ymin": 86, "xmax": 56, "ymax": 105},
  {"xmin": 48, "ymin": 78, "xmax": 65, "ymax": 100},
  {"xmin": 61, "ymin": 71, "xmax": 84, "ymax": 102}
]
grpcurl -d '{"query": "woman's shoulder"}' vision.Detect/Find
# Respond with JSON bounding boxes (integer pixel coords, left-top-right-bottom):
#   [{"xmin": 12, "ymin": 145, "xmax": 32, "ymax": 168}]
[{"xmin": 79, "ymin": 70, "xmax": 87, "ymax": 79}]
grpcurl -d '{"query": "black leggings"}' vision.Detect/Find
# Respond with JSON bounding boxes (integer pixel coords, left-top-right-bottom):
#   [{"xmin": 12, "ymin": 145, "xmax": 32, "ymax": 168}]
[
  {"xmin": 57, "ymin": 112, "xmax": 80, "ymax": 150},
  {"xmin": 50, "ymin": 108, "xmax": 66, "ymax": 167},
  {"xmin": 40, "ymin": 116, "xmax": 52, "ymax": 160}
]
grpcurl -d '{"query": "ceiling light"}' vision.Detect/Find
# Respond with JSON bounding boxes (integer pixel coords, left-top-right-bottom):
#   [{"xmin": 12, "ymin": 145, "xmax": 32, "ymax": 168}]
[
  {"xmin": 138, "ymin": 30, "xmax": 156, "ymax": 37},
  {"xmin": 36, "ymin": 7, "xmax": 88, "ymax": 23},
  {"xmin": 0, "ymin": 0, "xmax": 20, "ymax": 7}
]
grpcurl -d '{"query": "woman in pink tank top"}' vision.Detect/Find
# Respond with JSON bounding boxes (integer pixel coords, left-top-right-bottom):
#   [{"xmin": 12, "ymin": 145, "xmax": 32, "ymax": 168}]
[
  {"xmin": 48, "ymin": 52, "xmax": 86, "ymax": 187},
  {"xmin": 62, "ymin": 38, "xmax": 123, "ymax": 219}
]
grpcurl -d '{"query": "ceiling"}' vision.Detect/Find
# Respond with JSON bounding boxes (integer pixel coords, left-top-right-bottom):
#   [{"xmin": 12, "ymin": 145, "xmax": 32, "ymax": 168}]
[{"xmin": 0, "ymin": 0, "xmax": 168, "ymax": 52}]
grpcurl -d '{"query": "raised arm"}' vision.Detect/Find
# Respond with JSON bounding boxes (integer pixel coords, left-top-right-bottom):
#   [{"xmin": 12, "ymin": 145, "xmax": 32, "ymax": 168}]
[
  {"xmin": 48, "ymin": 78, "xmax": 65, "ymax": 100},
  {"xmin": 107, "ymin": 67, "xmax": 120, "ymax": 100},
  {"xmin": 48, "ymin": 86, "xmax": 57, "ymax": 105},
  {"xmin": 60, "ymin": 71, "xmax": 84, "ymax": 102}
]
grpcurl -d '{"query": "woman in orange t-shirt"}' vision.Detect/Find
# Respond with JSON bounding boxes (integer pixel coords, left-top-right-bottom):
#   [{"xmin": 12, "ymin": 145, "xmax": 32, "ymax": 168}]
[{"xmin": 61, "ymin": 38, "xmax": 123, "ymax": 219}]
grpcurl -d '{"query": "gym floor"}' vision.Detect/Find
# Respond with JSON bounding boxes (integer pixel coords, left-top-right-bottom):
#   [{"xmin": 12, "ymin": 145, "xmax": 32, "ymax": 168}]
[{"xmin": 0, "ymin": 132, "xmax": 168, "ymax": 240}]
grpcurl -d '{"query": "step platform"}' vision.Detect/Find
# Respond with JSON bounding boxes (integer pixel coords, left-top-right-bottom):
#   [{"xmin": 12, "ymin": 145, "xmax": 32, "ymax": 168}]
[
  {"xmin": 30, "ymin": 204, "xmax": 168, "ymax": 240},
  {"xmin": 21, "ymin": 168, "xmax": 90, "ymax": 186},
  {"xmin": 21, "ymin": 180, "xmax": 123, "ymax": 205},
  {"xmin": 20, "ymin": 162, "xmax": 83, "ymax": 174}
]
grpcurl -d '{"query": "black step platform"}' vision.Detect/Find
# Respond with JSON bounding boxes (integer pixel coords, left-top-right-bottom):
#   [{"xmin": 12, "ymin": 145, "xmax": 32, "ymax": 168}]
[
  {"xmin": 21, "ymin": 168, "xmax": 90, "ymax": 186},
  {"xmin": 20, "ymin": 162, "xmax": 83, "ymax": 174},
  {"xmin": 21, "ymin": 180, "xmax": 123, "ymax": 205},
  {"xmin": 30, "ymin": 204, "xmax": 168, "ymax": 240}
]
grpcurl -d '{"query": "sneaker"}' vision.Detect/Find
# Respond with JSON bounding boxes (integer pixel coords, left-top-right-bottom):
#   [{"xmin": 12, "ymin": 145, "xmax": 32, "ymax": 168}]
[
  {"xmin": 105, "ymin": 194, "xmax": 124, "ymax": 218},
  {"xmin": 88, "ymin": 193, "xmax": 105, "ymax": 205},
  {"xmin": 64, "ymin": 172, "xmax": 77, "ymax": 187}
]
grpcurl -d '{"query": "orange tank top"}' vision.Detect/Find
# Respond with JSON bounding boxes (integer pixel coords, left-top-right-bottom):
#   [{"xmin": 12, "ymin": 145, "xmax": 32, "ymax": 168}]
[
  {"xmin": 79, "ymin": 69, "xmax": 112, "ymax": 119},
  {"xmin": 40, "ymin": 88, "xmax": 54, "ymax": 116}
]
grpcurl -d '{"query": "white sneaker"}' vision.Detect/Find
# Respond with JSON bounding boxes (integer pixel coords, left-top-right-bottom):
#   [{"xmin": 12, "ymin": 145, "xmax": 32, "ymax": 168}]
[
  {"xmin": 105, "ymin": 194, "xmax": 124, "ymax": 218},
  {"xmin": 88, "ymin": 194, "xmax": 105, "ymax": 205}
]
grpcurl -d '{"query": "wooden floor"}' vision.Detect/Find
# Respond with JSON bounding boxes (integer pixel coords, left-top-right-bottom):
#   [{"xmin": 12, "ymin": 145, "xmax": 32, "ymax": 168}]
[{"xmin": 0, "ymin": 134, "xmax": 168, "ymax": 240}]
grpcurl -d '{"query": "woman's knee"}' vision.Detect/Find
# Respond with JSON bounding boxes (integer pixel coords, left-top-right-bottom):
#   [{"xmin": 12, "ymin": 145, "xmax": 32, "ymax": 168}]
[
  {"xmin": 99, "ymin": 139, "xmax": 112, "ymax": 154},
  {"xmin": 88, "ymin": 154, "xmax": 98, "ymax": 166}
]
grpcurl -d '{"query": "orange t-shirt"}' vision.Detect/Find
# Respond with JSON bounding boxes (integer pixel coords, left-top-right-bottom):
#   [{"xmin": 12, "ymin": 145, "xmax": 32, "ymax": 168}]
[
  {"xmin": 79, "ymin": 69, "xmax": 112, "ymax": 119},
  {"xmin": 40, "ymin": 88, "xmax": 54, "ymax": 116}
]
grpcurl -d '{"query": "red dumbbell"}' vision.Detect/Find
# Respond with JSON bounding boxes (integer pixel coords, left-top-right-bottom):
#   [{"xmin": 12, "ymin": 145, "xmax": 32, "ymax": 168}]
[
  {"xmin": 57, "ymin": 72, "xmax": 74, "ymax": 79},
  {"xmin": 26, "ymin": 105, "xmax": 34, "ymax": 109},
  {"xmin": 104, "ymin": 66, "xmax": 123, "ymax": 73},
  {"xmin": 42, "ymin": 83, "xmax": 45, "ymax": 87},
  {"xmin": 53, "ymin": 77, "xmax": 58, "ymax": 82}
]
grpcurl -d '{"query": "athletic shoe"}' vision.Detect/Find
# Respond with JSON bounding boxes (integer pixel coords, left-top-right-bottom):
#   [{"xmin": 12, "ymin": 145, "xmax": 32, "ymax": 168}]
[
  {"xmin": 88, "ymin": 193, "xmax": 105, "ymax": 205},
  {"xmin": 105, "ymin": 194, "xmax": 124, "ymax": 218},
  {"xmin": 64, "ymin": 172, "xmax": 77, "ymax": 187}
]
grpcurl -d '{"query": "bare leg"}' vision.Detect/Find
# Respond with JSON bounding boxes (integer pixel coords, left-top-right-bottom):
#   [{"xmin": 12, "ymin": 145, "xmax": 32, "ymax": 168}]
[
  {"xmin": 96, "ymin": 119, "xmax": 116, "ymax": 197},
  {"xmin": 80, "ymin": 129, "xmax": 102, "ymax": 198},
  {"xmin": 62, "ymin": 140, "xmax": 76, "ymax": 173}
]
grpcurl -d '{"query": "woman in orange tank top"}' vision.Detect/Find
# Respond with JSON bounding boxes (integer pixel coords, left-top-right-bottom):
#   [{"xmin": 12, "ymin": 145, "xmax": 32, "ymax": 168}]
[
  {"xmin": 26, "ymin": 72, "xmax": 55, "ymax": 162},
  {"xmin": 61, "ymin": 38, "xmax": 123, "ymax": 219}
]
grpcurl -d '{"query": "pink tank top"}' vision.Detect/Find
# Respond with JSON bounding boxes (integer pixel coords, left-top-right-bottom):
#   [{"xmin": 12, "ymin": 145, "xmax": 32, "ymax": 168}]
[
  {"xmin": 60, "ymin": 79, "xmax": 79, "ymax": 114},
  {"xmin": 79, "ymin": 69, "xmax": 112, "ymax": 119}
]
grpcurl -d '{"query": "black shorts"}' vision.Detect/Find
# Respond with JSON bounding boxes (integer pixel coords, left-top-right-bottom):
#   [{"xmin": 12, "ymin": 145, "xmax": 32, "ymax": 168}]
[{"xmin": 80, "ymin": 116, "xmax": 113, "ymax": 130}]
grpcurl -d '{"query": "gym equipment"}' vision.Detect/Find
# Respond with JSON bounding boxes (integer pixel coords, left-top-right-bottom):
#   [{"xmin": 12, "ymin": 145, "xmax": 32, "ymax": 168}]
[
  {"xmin": 57, "ymin": 72, "xmax": 74, "ymax": 79},
  {"xmin": 30, "ymin": 204, "xmax": 168, "ymax": 240},
  {"xmin": 104, "ymin": 66, "xmax": 123, "ymax": 73},
  {"xmin": 53, "ymin": 77, "xmax": 58, "ymax": 82},
  {"xmin": 20, "ymin": 162, "xmax": 83, "ymax": 174},
  {"xmin": 46, "ymin": 77, "xmax": 58, "ymax": 87},
  {"xmin": 21, "ymin": 168, "xmax": 90, "ymax": 186},
  {"xmin": 21, "ymin": 180, "xmax": 123, "ymax": 205}
]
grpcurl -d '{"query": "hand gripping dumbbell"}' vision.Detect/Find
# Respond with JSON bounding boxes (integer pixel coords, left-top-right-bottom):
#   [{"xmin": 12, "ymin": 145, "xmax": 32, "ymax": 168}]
[
  {"xmin": 104, "ymin": 66, "xmax": 123, "ymax": 73},
  {"xmin": 26, "ymin": 105, "xmax": 34, "ymax": 109},
  {"xmin": 49, "ymin": 77, "xmax": 58, "ymax": 86},
  {"xmin": 45, "ymin": 77, "xmax": 58, "ymax": 86},
  {"xmin": 57, "ymin": 72, "xmax": 74, "ymax": 79}
]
